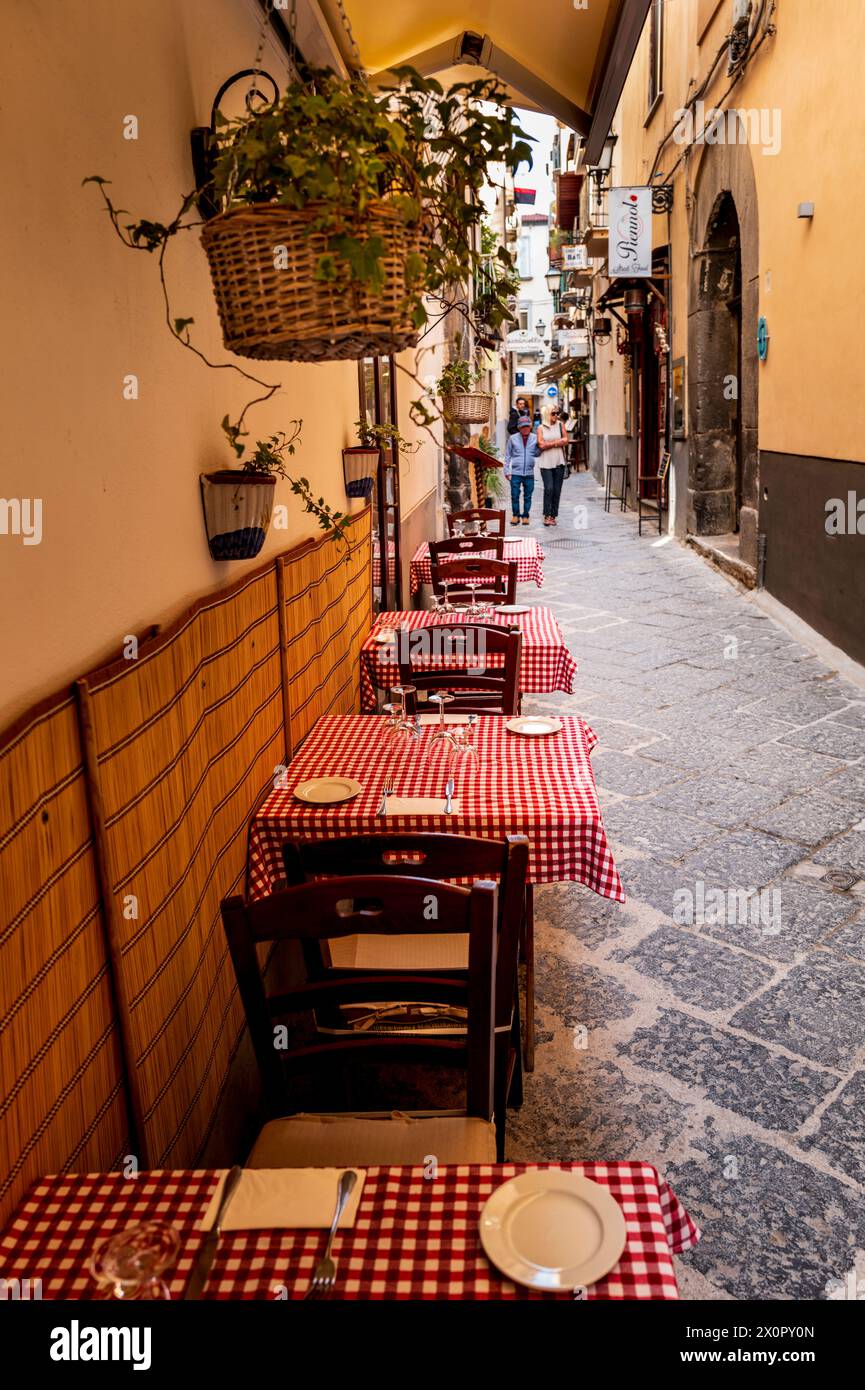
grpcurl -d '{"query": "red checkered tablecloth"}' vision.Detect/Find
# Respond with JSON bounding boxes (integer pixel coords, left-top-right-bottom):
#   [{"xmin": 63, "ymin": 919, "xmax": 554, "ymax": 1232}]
[
  {"xmin": 0, "ymin": 1163, "xmax": 699, "ymax": 1300},
  {"xmin": 359, "ymin": 608, "xmax": 578, "ymax": 712},
  {"xmin": 409, "ymin": 537, "xmax": 545, "ymax": 594},
  {"xmin": 248, "ymin": 714, "xmax": 624, "ymax": 901}
]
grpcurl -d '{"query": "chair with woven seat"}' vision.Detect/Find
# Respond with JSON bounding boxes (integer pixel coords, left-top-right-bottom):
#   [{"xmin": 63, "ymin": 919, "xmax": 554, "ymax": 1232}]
[
  {"xmin": 430, "ymin": 556, "xmax": 518, "ymax": 607},
  {"xmin": 280, "ymin": 832, "xmax": 530, "ymax": 1158},
  {"xmin": 221, "ymin": 875, "xmax": 498, "ymax": 1167},
  {"xmin": 446, "ymin": 508, "xmax": 506, "ymax": 536},
  {"xmin": 429, "ymin": 535, "xmax": 505, "ymax": 564},
  {"xmin": 397, "ymin": 622, "xmax": 522, "ymax": 716}
]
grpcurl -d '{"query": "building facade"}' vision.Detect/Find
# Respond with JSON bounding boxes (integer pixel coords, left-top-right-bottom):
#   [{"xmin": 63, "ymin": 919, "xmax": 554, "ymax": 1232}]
[{"xmin": 563, "ymin": 0, "xmax": 865, "ymax": 666}]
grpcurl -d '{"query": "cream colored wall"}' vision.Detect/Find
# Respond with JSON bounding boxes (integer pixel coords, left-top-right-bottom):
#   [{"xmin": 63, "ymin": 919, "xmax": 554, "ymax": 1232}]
[
  {"xmin": 608, "ymin": 0, "xmax": 865, "ymax": 462},
  {"xmin": 0, "ymin": 0, "xmax": 361, "ymax": 728}
]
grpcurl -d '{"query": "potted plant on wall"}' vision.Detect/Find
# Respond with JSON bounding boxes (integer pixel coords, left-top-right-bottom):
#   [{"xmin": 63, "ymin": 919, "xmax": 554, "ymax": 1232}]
[
  {"xmin": 477, "ymin": 435, "xmax": 506, "ymax": 508},
  {"xmin": 201, "ymin": 421, "xmax": 349, "ymax": 560},
  {"xmin": 86, "ymin": 69, "xmax": 532, "ymax": 366},
  {"xmin": 438, "ymin": 359, "xmax": 494, "ymax": 425},
  {"xmin": 342, "ymin": 419, "xmax": 419, "ymax": 500}
]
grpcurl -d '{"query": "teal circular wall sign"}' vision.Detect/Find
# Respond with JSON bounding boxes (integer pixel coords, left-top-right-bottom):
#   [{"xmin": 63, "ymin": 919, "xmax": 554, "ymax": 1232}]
[{"xmin": 757, "ymin": 316, "xmax": 769, "ymax": 361}]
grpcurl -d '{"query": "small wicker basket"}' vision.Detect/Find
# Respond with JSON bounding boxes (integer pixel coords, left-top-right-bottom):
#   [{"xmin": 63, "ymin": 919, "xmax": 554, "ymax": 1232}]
[
  {"xmin": 441, "ymin": 392, "xmax": 495, "ymax": 425},
  {"xmin": 201, "ymin": 201, "xmax": 425, "ymax": 362}
]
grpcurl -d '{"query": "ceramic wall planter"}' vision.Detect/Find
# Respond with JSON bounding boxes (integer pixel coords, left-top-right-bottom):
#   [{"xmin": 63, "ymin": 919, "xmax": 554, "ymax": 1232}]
[
  {"xmin": 200, "ymin": 470, "xmax": 276, "ymax": 560},
  {"xmin": 342, "ymin": 446, "xmax": 379, "ymax": 501}
]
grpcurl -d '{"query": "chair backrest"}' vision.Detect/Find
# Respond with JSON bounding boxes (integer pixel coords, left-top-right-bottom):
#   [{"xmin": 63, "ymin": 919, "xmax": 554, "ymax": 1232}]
[
  {"xmin": 429, "ymin": 535, "xmax": 505, "ymax": 564},
  {"xmin": 221, "ymin": 875, "xmax": 498, "ymax": 1120},
  {"xmin": 430, "ymin": 557, "xmax": 518, "ymax": 605},
  {"xmin": 447, "ymin": 509, "xmax": 506, "ymax": 536},
  {"xmin": 281, "ymin": 833, "xmax": 529, "ymax": 1038},
  {"xmin": 397, "ymin": 623, "xmax": 521, "ymax": 715}
]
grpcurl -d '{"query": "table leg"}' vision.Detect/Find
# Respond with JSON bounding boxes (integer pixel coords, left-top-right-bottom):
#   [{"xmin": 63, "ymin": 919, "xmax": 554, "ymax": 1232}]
[{"xmin": 524, "ymin": 883, "xmax": 535, "ymax": 1072}]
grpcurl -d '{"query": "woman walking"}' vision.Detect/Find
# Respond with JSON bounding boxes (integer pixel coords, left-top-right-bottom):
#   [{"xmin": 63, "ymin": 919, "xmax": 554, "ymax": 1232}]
[{"xmin": 537, "ymin": 403, "xmax": 567, "ymax": 525}]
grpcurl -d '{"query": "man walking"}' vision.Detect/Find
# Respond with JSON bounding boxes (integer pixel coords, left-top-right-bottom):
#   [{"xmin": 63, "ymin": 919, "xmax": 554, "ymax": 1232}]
[{"xmin": 504, "ymin": 416, "xmax": 539, "ymax": 525}]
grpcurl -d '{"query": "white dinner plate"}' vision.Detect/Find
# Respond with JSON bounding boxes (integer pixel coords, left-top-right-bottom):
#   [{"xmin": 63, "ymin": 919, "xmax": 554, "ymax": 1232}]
[
  {"xmin": 372, "ymin": 629, "xmax": 398, "ymax": 644},
  {"xmin": 496, "ymin": 605, "xmax": 530, "ymax": 616},
  {"xmin": 293, "ymin": 777, "xmax": 362, "ymax": 804},
  {"xmin": 479, "ymin": 1171, "xmax": 627, "ymax": 1291},
  {"xmin": 505, "ymin": 716, "xmax": 563, "ymax": 736}
]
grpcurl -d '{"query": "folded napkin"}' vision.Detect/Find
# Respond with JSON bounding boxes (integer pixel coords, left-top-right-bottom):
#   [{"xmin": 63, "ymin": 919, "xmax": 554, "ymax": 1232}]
[
  {"xmin": 418, "ymin": 713, "xmax": 470, "ymax": 726},
  {"xmin": 200, "ymin": 1167, "xmax": 365, "ymax": 1231},
  {"xmin": 385, "ymin": 796, "xmax": 462, "ymax": 815}
]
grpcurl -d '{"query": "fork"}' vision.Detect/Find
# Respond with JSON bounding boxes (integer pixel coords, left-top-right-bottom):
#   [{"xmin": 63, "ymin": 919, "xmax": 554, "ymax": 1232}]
[
  {"xmin": 377, "ymin": 778, "xmax": 395, "ymax": 816},
  {"xmin": 305, "ymin": 1171, "xmax": 357, "ymax": 1299}
]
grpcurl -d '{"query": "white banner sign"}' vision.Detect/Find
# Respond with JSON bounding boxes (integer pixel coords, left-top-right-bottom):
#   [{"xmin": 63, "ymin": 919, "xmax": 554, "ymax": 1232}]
[
  {"xmin": 562, "ymin": 244, "xmax": 588, "ymax": 270},
  {"xmin": 608, "ymin": 187, "xmax": 652, "ymax": 277}
]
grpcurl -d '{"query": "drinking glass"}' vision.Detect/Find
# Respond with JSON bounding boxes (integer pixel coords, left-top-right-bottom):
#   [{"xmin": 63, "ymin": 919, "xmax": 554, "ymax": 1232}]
[
  {"xmin": 89, "ymin": 1222, "xmax": 180, "ymax": 1300},
  {"xmin": 428, "ymin": 692, "xmax": 458, "ymax": 751}
]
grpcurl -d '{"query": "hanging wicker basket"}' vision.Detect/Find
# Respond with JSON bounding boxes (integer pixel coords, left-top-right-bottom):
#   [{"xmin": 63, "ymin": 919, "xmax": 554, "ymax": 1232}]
[
  {"xmin": 441, "ymin": 392, "xmax": 495, "ymax": 425},
  {"xmin": 200, "ymin": 201, "xmax": 426, "ymax": 363}
]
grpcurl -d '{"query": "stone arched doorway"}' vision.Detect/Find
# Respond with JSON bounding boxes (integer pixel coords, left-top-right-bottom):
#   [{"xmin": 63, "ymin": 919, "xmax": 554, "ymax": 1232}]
[{"xmin": 688, "ymin": 126, "xmax": 759, "ymax": 576}]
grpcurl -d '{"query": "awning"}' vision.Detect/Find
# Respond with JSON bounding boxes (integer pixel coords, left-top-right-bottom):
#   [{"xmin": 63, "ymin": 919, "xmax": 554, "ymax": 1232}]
[
  {"xmin": 535, "ymin": 359, "xmax": 576, "ymax": 387},
  {"xmin": 318, "ymin": 0, "xmax": 653, "ymax": 164}
]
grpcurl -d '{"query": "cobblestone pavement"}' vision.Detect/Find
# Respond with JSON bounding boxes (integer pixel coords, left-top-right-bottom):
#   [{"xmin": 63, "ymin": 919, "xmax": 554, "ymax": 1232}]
[{"xmin": 508, "ymin": 470, "xmax": 865, "ymax": 1302}]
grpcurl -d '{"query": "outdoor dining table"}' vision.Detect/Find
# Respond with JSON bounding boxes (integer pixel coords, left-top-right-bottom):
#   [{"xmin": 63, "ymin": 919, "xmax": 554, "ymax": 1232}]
[
  {"xmin": 0, "ymin": 1163, "xmax": 699, "ymax": 1300},
  {"xmin": 247, "ymin": 713, "xmax": 624, "ymax": 901},
  {"xmin": 409, "ymin": 536, "xmax": 545, "ymax": 595},
  {"xmin": 358, "ymin": 607, "xmax": 578, "ymax": 713}
]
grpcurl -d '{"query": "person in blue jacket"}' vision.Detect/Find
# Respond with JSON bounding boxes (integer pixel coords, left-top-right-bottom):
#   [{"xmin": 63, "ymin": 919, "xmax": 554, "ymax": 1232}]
[{"xmin": 504, "ymin": 416, "xmax": 539, "ymax": 525}]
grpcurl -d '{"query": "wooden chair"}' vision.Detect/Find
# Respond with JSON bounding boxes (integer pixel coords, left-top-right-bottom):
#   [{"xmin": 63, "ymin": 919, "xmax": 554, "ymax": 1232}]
[
  {"xmin": 638, "ymin": 450, "xmax": 671, "ymax": 536},
  {"xmin": 281, "ymin": 833, "xmax": 530, "ymax": 1160},
  {"xmin": 398, "ymin": 623, "xmax": 522, "ymax": 716},
  {"xmin": 447, "ymin": 508, "xmax": 506, "ymax": 536},
  {"xmin": 430, "ymin": 557, "xmax": 518, "ymax": 606},
  {"xmin": 429, "ymin": 535, "xmax": 505, "ymax": 564},
  {"xmin": 221, "ymin": 875, "xmax": 498, "ymax": 1167}
]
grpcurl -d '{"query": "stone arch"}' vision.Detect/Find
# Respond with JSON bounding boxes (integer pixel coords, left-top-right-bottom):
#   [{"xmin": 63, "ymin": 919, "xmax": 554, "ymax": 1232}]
[{"xmin": 687, "ymin": 120, "xmax": 760, "ymax": 572}]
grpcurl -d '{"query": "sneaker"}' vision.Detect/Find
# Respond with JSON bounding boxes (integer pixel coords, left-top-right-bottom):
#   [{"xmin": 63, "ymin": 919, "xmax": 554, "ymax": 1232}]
[{"xmin": 511, "ymin": 515, "xmax": 520, "ymax": 526}]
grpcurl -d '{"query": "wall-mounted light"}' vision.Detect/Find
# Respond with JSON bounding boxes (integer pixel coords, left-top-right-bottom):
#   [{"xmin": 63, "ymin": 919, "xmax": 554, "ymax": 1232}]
[{"xmin": 797, "ymin": 202, "xmax": 815, "ymax": 219}]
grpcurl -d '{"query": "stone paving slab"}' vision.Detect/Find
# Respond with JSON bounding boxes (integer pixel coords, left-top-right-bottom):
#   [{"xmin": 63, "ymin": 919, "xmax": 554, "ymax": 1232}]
[
  {"xmin": 701, "ymin": 879, "xmax": 860, "ymax": 964},
  {"xmin": 619, "ymin": 1008, "xmax": 838, "ymax": 1131},
  {"xmin": 612, "ymin": 924, "xmax": 775, "ymax": 1011},
  {"xmin": 729, "ymin": 950, "xmax": 865, "ymax": 1069}
]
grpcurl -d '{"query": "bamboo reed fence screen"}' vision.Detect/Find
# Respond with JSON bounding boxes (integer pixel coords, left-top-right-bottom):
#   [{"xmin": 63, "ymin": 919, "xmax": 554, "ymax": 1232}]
[
  {"xmin": 279, "ymin": 508, "xmax": 372, "ymax": 754},
  {"xmin": 1, "ymin": 511, "xmax": 371, "ymax": 1189},
  {"xmin": 0, "ymin": 692, "xmax": 130, "ymax": 1227}
]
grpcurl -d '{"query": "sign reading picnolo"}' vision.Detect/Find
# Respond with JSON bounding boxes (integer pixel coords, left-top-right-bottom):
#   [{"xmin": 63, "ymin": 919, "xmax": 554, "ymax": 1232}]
[{"xmin": 608, "ymin": 187, "xmax": 652, "ymax": 278}]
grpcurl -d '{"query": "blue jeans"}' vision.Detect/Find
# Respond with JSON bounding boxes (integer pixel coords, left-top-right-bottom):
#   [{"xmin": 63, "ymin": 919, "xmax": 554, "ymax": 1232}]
[{"xmin": 509, "ymin": 474, "xmax": 534, "ymax": 518}]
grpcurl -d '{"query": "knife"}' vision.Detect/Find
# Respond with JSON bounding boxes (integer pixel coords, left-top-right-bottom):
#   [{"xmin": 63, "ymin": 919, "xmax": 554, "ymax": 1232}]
[
  {"xmin": 184, "ymin": 1164, "xmax": 243, "ymax": 1300},
  {"xmin": 444, "ymin": 777, "xmax": 454, "ymax": 814}
]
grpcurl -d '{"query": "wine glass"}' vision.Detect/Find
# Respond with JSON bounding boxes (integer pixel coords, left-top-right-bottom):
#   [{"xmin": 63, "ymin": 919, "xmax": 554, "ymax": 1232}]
[
  {"xmin": 89, "ymin": 1222, "xmax": 180, "ymax": 1300},
  {"xmin": 440, "ymin": 578, "xmax": 453, "ymax": 614},
  {"xmin": 428, "ymin": 692, "xmax": 459, "ymax": 752},
  {"xmin": 453, "ymin": 518, "xmax": 465, "ymax": 538}
]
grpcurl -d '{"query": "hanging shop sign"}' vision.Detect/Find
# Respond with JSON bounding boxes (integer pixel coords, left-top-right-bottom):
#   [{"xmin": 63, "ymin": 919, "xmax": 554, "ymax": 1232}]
[
  {"xmin": 563, "ymin": 244, "xmax": 589, "ymax": 270},
  {"xmin": 608, "ymin": 187, "xmax": 652, "ymax": 278}
]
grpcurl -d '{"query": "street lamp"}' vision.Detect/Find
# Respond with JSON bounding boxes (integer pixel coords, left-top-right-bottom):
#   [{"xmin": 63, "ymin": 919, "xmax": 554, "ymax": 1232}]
[
  {"xmin": 590, "ymin": 132, "xmax": 618, "ymax": 188},
  {"xmin": 535, "ymin": 319, "xmax": 547, "ymax": 341},
  {"xmin": 544, "ymin": 268, "xmax": 560, "ymax": 295}
]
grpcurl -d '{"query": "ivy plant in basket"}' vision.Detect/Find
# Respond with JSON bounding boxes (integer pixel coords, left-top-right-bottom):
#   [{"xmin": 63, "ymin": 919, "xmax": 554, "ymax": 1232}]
[
  {"xmin": 438, "ymin": 359, "xmax": 494, "ymax": 426},
  {"xmin": 86, "ymin": 68, "xmax": 531, "ymax": 366},
  {"xmin": 342, "ymin": 419, "xmax": 419, "ymax": 501}
]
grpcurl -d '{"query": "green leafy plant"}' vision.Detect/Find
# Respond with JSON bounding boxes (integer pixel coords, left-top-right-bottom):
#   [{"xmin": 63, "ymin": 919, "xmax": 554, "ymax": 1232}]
[
  {"xmin": 354, "ymin": 418, "xmax": 419, "ymax": 454},
  {"xmin": 221, "ymin": 416, "xmax": 350, "ymax": 548},
  {"xmin": 437, "ymin": 359, "xmax": 479, "ymax": 396},
  {"xmin": 477, "ymin": 435, "xmax": 506, "ymax": 500},
  {"xmin": 562, "ymin": 361, "xmax": 596, "ymax": 394}
]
